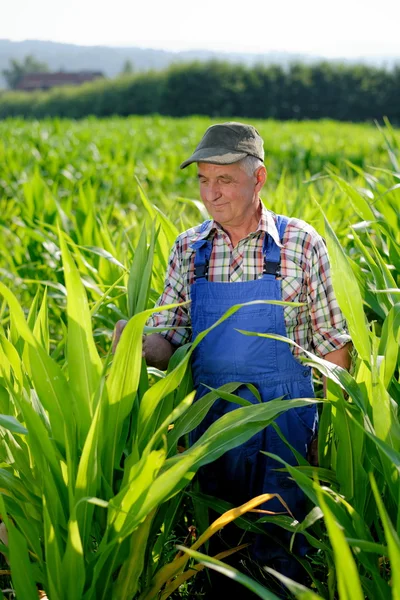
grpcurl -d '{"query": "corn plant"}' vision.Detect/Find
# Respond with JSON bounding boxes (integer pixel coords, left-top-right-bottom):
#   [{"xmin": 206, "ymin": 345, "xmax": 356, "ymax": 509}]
[
  {"xmin": 0, "ymin": 116, "xmax": 399, "ymax": 599},
  {"xmin": 186, "ymin": 163, "xmax": 400, "ymax": 599},
  {"xmin": 0, "ymin": 218, "xmax": 322, "ymax": 599}
]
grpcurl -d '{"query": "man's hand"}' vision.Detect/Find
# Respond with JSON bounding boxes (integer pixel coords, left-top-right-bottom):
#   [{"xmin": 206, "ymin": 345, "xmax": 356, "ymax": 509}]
[
  {"xmin": 112, "ymin": 319, "xmax": 128, "ymax": 354},
  {"xmin": 307, "ymin": 436, "xmax": 319, "ymax": 467},
  {"xmin": 143, "ymin": 334, "xmax": 175, "ymax": 370},
  {"xmin": 112, "ymin": 321, "xmax": 175, "ymax": 370}
]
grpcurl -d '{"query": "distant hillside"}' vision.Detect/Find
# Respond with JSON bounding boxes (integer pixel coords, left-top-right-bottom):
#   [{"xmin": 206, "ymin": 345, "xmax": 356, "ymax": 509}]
[{"xmin": 1, "ymin": 39, "xmax": 399, "ymax": 89}]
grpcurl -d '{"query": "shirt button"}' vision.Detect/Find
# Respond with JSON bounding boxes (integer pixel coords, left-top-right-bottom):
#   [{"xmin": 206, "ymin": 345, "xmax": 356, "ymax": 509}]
[{"xmin": 303, "ymin": 370, "xmax": 309, "ymax": 377}]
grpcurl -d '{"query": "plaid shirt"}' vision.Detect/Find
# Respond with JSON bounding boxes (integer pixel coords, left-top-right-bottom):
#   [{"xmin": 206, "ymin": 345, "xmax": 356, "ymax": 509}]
[{"xmin": 148, "ymin": 201, "xmax": 351, "ymax": 358}]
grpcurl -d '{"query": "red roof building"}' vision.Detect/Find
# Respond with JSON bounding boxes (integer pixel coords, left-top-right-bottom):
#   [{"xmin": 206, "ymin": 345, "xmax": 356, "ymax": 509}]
[{"xmin": 16, "ymin": 71, "xmax": 104, "ymax": 91}]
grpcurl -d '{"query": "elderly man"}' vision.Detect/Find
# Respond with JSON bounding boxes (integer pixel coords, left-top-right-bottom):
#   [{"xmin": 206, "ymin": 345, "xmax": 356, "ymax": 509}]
[{"xmin": 114, "ymin": 122, "xmax": 351, "ymax": 593}]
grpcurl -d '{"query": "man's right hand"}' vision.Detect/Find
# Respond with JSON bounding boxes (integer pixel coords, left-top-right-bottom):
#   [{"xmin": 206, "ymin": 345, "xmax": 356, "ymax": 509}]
[
  {"xmin": 112, "ymin": 321, "xmax": 175, "ymax": 371},
  {"xmin": 143, "ymin": 333, "xmax": 175, "ymax": 371},
  {"xmin": 112, "ymin": 319, "xmax": 128, "ymax": 354}
]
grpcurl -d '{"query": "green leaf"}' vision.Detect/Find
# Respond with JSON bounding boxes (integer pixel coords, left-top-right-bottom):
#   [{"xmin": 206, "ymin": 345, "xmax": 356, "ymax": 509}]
[
  {"xmin": 127, "ymin": 224, "xmax": 148, "ymax": 318},
  {"xmin": 138, "ymin": 300, "xmax": 290, "ymax": 452},
  {"xmin": 177, "ymin": 546, "xmax": 282, "ymax": 600},
  {"xmin": 167, "ymin": 382, "xmax": 243, "ymax": 454},
  {"xmin": 0, "ymin": 414, "xmax": 28, "ymax": 435},
  {"xmin": 203, "ymin": 385, "xmax": 253, "ymax": 407},
  {"xmin": 74, "ymin": 399, "xmax": 102, "ymax": 548},
  {"xmin": 236, "ymin": 329, "xmax": 368, "ymax": 414},
  {"xmin": 316, "ymin": 483, "xmax": 364, "ymax": 600},
  {"xmin": 22, "ymin": 401, "xmax": 68, "ymax": 526},
  {"xmin": 370, "ymin": 473, "xmax": 400, "ymax": 600},
  {"xmin": 79, "ymin": 245, "xmax": 127, "ymax": 270},
  {"xmin": 0, "ymin": 284, "xmax": 76, "ymax": 454},
  {"xmin": 345, "ymin": 538, "xmax": 388, "ymax": 555},
  {"xmin": 350, "ymin": 227, "xmax": 392, "ymax": 316},
  {"xmin": 189, "ymin": 398, "xmax": 319, "ymax": 471},
  {"xmin": 132, "ymin": 399, "xmax": 319, "ymax": 536},
  {"xmin": 0, "ymin": 494, "xmax": 37, "ymax": 600},
  {"xmin": 61, "ymin": 515, "xmax": 85, "ymax": 599},
  {"xmin": 8, "ymin": 525, "xmax": 39, "ymax": 599},
  {"xmin": 108, "ymin": 448, "xmax": 166, "ymax": 538},
  {"xmin": 135, "ymin": 222, "xmax": 157, "ymax": 314},
  {"xmin": 113, "ymin": 509, "xmax": 156, "ymax": 600},
  {"xmin": 26, "ymin": 288, "xmax": 41, "ymax": 332},
  {"xmin": 379, "ymin": 303, "xmax": 400, "ymax": 388},
  {"xmin": 270, "ymin": 421, "xmax": 308, "ymax": 466},
  {"xmin": 329, "ymin": 387, "xmax": 365, "ymax": 503},
  {"xmin": 33, "ymin": 287, "xmax": 49, "ymax": 353},
  {"xmin": 104, "ymin": 304, "xmax": 182, "ymax": 485},
  {"xmin": 43, "ymin": 496, "xmax": 63, "ymax": 600},
  {"xmin": 59, "ymin": 226, "xmax": 102, "ymax": 418},
  {"xmin": 264, "ymin": 566, "xmax": 324, "ymax": 599},
  {"xmin": 329, "ymin": 173, "xmax": 375, "ymax": 222},
  {"xmin": 321, "ymin": 207, "xmax": 371, "ymax": 363},
  {"xmin": 144, "ymin": 391, "xmax": 195, "ymax": 456}
]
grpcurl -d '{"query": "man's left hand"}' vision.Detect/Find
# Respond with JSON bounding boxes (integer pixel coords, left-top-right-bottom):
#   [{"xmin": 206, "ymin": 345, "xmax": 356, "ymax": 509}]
[{"xmin": 307, "ymin": 436, "xmax": 318, "ymax": 466}]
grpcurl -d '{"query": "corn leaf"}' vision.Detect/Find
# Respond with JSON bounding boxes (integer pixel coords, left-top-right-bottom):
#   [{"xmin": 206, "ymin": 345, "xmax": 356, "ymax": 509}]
[
  {"xmin": 0, "ymin": 414, "xmax": 27, "ymax": 435},
  {"xmin": 59, "ymin": 227, "xmax": 102, "ymax": 419},
  {"xmin": 0, "ymin": 494, "xmax": 38, "ymax": 600},
  {"xmin": 176, "ymin": 546, "xmax": 282, "ymax": 600},
  {"xmin": 321, "ymin": 209, "xmax": 371, "ymax": 363},
  {"xmin": 370, "ymin": 473, "xmax": 400, "ymax": 600},
  {"xmin": 316, "ymin": 483, "xmax": 364, "ymax": 600}
]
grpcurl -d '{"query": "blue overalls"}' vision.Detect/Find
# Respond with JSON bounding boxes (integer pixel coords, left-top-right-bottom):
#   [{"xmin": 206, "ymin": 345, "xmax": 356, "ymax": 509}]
[{"xmin": 189, "ymin": 215, "xmax": 317, "ymax": 567}]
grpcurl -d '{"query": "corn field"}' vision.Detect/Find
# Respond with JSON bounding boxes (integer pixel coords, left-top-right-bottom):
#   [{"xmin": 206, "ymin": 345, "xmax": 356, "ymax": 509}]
[{"xmin": 0, "ymin": 116, "xmax": 399, "ymax": 599}]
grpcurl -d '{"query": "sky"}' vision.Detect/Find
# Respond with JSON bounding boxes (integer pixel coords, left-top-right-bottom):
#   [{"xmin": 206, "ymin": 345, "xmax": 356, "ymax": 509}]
[{"xmin": 1, "ymin": 0, "xmax": 400, "ymax": 58}]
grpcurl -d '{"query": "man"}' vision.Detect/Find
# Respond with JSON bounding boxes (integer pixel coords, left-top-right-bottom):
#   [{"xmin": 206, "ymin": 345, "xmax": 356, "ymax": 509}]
[{"xmin": 114, "ymin": 122, "xmax": 351, "ymax": 593}]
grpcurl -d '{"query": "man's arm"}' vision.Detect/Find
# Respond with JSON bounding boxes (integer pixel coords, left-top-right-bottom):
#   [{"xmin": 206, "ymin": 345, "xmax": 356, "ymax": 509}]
[
  {"xmin": 324, "ymin": 342, "xmax": 352, "ymax": 370},
  {"xmin": 322, "ymin": 341, "xmax": 352, "ymax": 395},
  {"xmin": 307, "ymin": 232, "xmax": 352, "ymax": 362},
  {"xmin": 112, "ymin": 241, "xmax": 189, "ymax": 369}
]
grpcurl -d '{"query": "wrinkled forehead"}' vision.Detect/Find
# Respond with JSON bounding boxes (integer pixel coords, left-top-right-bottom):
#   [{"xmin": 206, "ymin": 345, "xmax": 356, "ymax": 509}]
[{"xmin": 197, "ymin": 161, "xmax": 244, "ymax": 177}]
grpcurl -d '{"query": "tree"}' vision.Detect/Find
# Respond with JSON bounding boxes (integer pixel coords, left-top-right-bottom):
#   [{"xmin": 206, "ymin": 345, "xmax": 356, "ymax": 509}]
[
  {"xmin": 2, "ymin": 55, "xmax": 49, "ymax": 89},
  {"xmin": 119, "ymin": 59, "xmax": 134, "ymax": 77}
]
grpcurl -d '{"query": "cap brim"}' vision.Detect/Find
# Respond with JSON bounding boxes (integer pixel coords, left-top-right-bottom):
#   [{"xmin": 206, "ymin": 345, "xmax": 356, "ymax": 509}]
[{"xmin": 180, "ymin": 147, "xmax": 248, "ymax": 169}]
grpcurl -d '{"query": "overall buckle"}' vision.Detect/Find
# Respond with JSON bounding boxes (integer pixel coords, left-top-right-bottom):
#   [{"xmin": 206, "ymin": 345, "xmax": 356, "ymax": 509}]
[
  {"xmin": 195, "ymin": 264, "xmax": 209, "ymax": 279},
  {"xmin": 263, "ymin": 260, "xmax": 281, "ymax": 277}
]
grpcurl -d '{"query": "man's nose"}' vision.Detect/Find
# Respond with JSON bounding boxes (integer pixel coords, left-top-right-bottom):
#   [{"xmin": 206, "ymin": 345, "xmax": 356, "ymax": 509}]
[{"xmin": 207, "ymin": 182, "xmax": 222, "ymax": 202}]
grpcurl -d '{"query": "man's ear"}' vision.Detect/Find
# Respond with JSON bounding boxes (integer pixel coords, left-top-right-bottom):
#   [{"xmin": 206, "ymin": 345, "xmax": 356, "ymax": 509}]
[{"xmin": 255, "ymin": 165, "xmax": 267, "ymax": 192}]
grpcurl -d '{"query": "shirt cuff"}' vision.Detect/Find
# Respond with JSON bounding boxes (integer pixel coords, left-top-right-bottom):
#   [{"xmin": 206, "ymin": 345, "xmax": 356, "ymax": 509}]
[
  {"xmin": 314, "ymin": 332, "xmax": 352, "ymax": 358},
  {"xmin": 146, "ymin": 315, "xmax": 190, "ymax": 347},
  {"xmin": 163, "ymin": 328, "xmax": 190, "ymax": 347}
]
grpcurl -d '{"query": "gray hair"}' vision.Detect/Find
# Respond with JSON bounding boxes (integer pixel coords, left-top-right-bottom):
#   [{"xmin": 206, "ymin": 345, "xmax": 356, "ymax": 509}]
[{"xmin": 238, "ymin": 155, "xmax": 264, "ymax": 177}]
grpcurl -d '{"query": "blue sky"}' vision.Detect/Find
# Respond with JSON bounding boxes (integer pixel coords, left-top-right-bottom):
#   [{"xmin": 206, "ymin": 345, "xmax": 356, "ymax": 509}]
[{"xmin": 2, "ymin": 0, "xmax": 400, "ymax": 57}]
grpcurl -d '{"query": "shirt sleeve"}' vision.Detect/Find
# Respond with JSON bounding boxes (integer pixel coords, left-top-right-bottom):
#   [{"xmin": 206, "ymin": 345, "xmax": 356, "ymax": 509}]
[
  {"xmin": 146, "ymin": 242, "xmax": 191, "ymax": 347},
  {"xmin": 307, "ymin": 233, "xmax": 352, "ymax": 357}
]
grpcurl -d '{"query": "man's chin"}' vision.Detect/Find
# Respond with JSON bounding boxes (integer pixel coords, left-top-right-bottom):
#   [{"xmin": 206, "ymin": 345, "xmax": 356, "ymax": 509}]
[{"xmin": 210, "ymin": 207, "xmax": 231, "ymax": 222}]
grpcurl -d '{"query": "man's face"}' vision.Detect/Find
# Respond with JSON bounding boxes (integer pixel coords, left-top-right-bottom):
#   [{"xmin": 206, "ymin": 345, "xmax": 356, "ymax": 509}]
[{"xmin": 197, "ymin": 161, "xmax": 266, "ymax": 228}]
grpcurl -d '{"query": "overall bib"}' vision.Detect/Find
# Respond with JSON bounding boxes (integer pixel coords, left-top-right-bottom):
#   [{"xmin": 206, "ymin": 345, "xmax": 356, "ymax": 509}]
[{"xmin": 189, "ymin": 215, "xmax": 317, "ymax": 567}]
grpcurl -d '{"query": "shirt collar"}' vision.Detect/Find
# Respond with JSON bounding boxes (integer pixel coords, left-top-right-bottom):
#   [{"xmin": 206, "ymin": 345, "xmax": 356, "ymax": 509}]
[{"xmin": 189, "ymin": 200, "xmax": 283, "ymax": 249}]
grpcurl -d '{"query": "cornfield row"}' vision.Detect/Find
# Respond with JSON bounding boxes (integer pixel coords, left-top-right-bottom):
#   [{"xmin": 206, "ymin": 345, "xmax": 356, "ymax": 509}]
[{"xmin": 0, "ymin": 116, "xmax": 399, "ymax": 599}]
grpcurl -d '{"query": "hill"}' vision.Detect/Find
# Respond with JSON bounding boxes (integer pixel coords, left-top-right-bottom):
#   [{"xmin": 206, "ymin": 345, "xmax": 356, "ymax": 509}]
[{"xmin": 1, "ymin": 38, "xmax": 399, "ymax": 89}]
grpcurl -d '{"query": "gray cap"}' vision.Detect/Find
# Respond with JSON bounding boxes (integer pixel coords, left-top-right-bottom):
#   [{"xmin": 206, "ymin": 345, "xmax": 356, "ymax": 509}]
[{"xmin": 180, "ymin": 122, "xmax": 264, "ymax": 169}]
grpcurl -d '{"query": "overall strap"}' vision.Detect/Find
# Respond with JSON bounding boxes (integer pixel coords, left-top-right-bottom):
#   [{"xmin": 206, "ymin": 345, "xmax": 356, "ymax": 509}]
[
  {"xmin": 262, "ymin": 215, "xmax": 289, "ymax": 277},
  {"xmin": 192, "ymin": 239, "xmax": 213, "ymax": 280}
]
